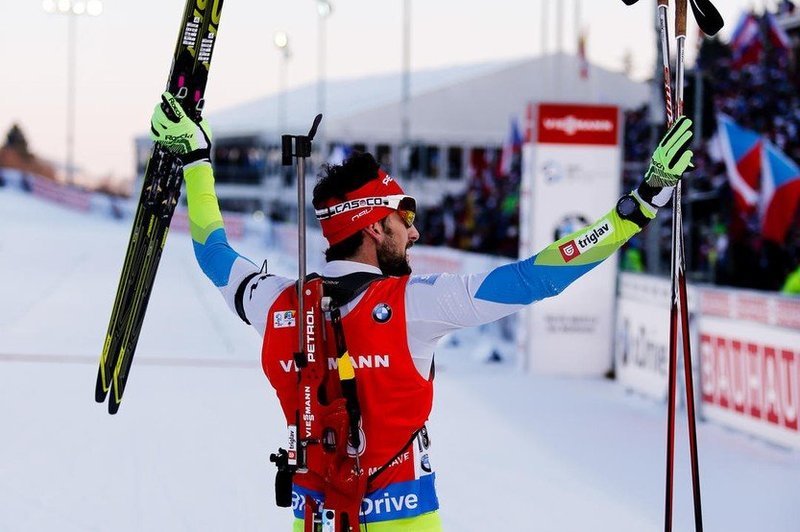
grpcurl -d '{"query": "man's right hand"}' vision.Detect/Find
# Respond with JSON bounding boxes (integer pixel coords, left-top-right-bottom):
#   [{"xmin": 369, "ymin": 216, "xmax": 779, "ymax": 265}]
[{"xmin": 150, "ymin": 91, "xmax": 212, "ymax": 166}]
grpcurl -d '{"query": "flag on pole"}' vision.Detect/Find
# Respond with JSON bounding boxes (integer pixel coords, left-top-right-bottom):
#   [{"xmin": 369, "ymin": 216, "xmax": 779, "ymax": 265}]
[
  {"xmin": 716, "ymin": 114, "xmax": 761, "ymax": 212},
  {"xmin": 729, "ymin": 12, "xmax": 763, "ymax": 67},
  {"xmin": 718, "ymin": 114, "xmax": 800, "ymax": 243},
  {"xmin": 577, "ymin": 29, "xmax": 589, "ymax": 80},
  {"xmin": 499, "ymin": 117, "xmax": 522, "ymax": 177},
  {"xmin": 764, "ymin": 12, "xmax": 791, "ymax": 52},
  {"xmin": 760, "ymin": 140, "xmax": 800, "ymax": 243}
]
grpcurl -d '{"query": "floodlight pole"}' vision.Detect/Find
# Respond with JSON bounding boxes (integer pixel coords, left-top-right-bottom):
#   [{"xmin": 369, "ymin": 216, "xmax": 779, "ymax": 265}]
[
  {"xmin": 67, "ymin": 13, "xmax": 76, "ymax": 184},
  {"xmin": 401, "ymin": 0, "xmax": 411, "ymax": 180},
  {"xmin": 43, "ymin": 0, "xmax": 105, "ymax": 184}
]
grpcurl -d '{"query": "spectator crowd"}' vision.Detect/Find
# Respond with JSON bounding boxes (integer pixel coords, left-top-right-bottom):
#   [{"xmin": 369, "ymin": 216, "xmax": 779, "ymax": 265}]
[
  {"xmin": 417, "ymin": 149, "xmax": 521, "ymax": 258},
  {"xmin": 418, "ymin": 2, "xmax": 800, "ymax": 293},
  {"xmin": 624, "ymin": 4, "xmax": 800, "ymax": 291}
]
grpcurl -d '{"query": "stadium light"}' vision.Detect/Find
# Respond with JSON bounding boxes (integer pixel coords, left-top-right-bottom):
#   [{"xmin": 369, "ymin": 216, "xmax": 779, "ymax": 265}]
[
  {"xmin": 87, "ymin": 0, "xmax": 103, "ymax": 16},
  {"xmin": 274, "ymin": 31, "xmax": 289, "ymax": 51},
  {"xmin": 43, "ymin": 0, "xmax": 104, "ymax": 184},
  {"xmin": 316, "ymin": 0, "xmax": 333, "ymax": 157},
  {"xmin": 317, "ymin": 0, "xmax": 332, "ymax": 18},
  {"xmin": 274, "ymin": 31, "xmax": 291, "ymax": 142},
  {"xmin": 274, "ymin": 31, "xmax": 291, "ymax": 182}
]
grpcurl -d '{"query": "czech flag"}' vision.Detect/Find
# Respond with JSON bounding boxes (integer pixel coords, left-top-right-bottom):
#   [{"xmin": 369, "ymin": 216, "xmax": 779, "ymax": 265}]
[
  {"xmin": 717, "ymin": 114, "xmax": 761, "ymax": 213},
  {"xmin": 765, "ymin": 12, "xmax": 791, "ymax": 52},
  {"xmin": 730, "ymin": 12, "xmax": 763, "ymax": 67},
  {"xmin": 760, "ymin": 141, "xmax": 800, "ymax": 243}
]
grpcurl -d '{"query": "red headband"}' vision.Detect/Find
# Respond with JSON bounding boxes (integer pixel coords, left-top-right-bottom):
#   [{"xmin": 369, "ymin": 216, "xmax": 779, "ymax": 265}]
[{"xmin": 317, "ymin": 170, "xmax": 406, "ymax": 245}]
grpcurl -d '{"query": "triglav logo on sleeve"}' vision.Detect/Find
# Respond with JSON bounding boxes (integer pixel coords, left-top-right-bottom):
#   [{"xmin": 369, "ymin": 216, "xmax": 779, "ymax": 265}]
[{"xmin": 558, "ymin": 218, "xmax": 614, "ymax": 263}]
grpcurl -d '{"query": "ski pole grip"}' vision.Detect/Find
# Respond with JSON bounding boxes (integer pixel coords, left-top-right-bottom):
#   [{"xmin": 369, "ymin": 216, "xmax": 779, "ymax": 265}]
[
  {"xmin": 675, "ymin": 0, "xmax": 688, "ymax": 37},
  {"xmin": 658, "ymin": 0, "xmax": 668, "ymax": 7},
  {"xmin": 282, "ymin": 135, "xmax": 293, "ymax": 166}
]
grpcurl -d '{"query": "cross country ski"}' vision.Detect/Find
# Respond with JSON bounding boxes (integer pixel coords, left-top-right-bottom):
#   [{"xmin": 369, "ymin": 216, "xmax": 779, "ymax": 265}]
[{"xmin": 95, "ymin": 0, "xmax": 224, "ymax": 414}]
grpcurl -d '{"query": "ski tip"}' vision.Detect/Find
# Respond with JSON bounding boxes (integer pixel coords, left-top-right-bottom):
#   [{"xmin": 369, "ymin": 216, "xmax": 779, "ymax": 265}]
[
  {"xmin": 621, "ymin": 0, "xmax": 640, "ymax": 5},
  {"xmin": 108, "ymin": 398, "xmax": 121, "ymax": 415},
  {"xmin": 95, "ymin": 371, "xmax": 109, "ymax": 403}
]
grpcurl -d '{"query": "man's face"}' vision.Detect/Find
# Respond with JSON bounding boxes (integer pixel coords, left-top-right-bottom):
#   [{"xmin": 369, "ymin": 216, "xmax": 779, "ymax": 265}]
[{"xmin": 377, "ymin": 212, "xmax": 419, "ymax": 276}]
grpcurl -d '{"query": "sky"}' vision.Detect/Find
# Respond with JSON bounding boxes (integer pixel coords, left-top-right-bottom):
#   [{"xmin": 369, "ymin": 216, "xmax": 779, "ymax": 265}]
[{"xmin": 2, "ymin": 0, "xmax": 772, "ymax": 185}]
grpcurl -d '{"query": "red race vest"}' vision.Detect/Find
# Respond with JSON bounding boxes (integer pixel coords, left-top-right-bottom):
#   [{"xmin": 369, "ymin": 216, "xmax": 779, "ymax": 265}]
[{"xmin": 261, "ymin": 275, "xmax": 437, "ymax": 523}]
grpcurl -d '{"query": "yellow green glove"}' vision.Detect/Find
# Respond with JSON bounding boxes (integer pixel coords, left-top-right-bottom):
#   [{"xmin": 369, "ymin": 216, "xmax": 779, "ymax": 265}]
[
  {"xmin": 645, "ymin": 115, "xmax": 694, "ymax": 188},
  {"xmin": 150, "ymin": 91, "xmax": 212, "ymax": 166}
]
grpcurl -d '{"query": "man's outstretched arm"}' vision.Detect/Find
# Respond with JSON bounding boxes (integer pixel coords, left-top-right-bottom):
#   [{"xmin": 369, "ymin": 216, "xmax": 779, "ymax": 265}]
[{"xmin": 406, "ymin": 116, "xmax": 694, "ymax": 336}]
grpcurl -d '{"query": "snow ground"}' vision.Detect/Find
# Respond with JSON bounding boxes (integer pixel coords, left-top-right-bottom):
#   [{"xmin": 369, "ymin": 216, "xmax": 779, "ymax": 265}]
[{"xmin": 1, "ymin": 186, "xmax": 799, "ymax": 532}]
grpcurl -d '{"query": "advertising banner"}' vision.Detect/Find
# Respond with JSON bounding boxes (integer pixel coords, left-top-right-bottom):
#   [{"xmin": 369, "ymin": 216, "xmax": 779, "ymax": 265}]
[
  {"xmin": 29, "ymin": 175, "xmax": 91, "ymax": 211},
  {"xmin": 519, "ymin": 103, "xmax": 621, "ymax": 375},
  {"xmin": 698, "ymin": 288, "xmax": 800, "ymax": 449},
  {"xmin": 614, "ymin": 274, "xmax": 672, "ymax": 400}
]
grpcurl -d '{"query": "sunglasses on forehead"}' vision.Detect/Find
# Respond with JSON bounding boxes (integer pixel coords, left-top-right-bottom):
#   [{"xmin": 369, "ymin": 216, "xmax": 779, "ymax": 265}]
[{"xmin": 315, "ymin": 194, "xmax": 417, "ymax": 226}]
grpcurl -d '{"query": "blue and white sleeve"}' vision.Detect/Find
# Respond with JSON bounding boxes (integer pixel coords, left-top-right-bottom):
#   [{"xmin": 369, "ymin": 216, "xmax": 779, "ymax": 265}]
[
  {"xmin": 405, "ymin": 200, "xmax": 655, "ymax": 341},
  {"xmin": 184, "ymin": 162, "xmax": 293, "ymax": 335}
]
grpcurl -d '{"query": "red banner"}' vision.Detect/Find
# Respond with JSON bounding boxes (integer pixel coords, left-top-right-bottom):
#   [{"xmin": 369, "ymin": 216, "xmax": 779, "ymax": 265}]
[
  {"xmin": 701, "ymin": 332, "xmax": 799, "ymax": 434},
  {"xmin": 536, "ymin": 104, "xmax": 619, "ymax": 146},
  {"xmin": 701, "ymin": 288, "xmax": 800, "ymax": 331}
]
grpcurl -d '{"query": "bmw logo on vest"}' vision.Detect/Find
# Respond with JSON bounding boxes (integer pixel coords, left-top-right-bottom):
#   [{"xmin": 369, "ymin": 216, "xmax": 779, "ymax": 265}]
[{"xmin": 372, "ymin": 303, "xmax": 392, "ymax": 323}]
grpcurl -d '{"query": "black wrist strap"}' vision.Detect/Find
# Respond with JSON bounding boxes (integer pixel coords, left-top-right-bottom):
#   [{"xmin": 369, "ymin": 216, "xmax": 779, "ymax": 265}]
[
  {"xmin": 618, "ymin": 195, "xmax": 653, "ymax": 229},
  {"xmin": 630, "ymin": 205, "xmax": 652, "ymax": 229}
]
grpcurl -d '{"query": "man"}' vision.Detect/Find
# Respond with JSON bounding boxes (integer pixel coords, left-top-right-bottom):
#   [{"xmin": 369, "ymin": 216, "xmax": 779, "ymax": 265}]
[{"xmin": 150, "ymin": 92, "xmax": 694, "ymax": 531}]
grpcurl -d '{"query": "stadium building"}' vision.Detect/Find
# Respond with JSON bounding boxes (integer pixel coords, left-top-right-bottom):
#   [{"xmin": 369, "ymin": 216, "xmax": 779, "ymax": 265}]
[{"xmin": 135, "ymin": 53, "xmax": 648, "ymax": 217}]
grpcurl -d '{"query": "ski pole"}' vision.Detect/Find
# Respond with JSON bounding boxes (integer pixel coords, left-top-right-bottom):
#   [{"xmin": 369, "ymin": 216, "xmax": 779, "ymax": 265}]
[
  {"xmin": 670, "ymin": 0, "xmax": 705, "ymax": 529},
  {"xmin": 657, "ymin": 0, "xmax": 675, "ymax": 128},
  {"xmin": 620, "ymin": 1, "xmax": 722, "ymax": 529},
  {"xmin": 655, "ymin": 1, "xmax": 681, "ymax": 528}
]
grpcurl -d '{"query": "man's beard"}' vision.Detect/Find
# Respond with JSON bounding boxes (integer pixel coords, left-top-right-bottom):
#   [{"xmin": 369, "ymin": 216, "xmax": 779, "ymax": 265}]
[{"xmin": 377, "ymin": 239, "xmax": 412, "ymax": 276}]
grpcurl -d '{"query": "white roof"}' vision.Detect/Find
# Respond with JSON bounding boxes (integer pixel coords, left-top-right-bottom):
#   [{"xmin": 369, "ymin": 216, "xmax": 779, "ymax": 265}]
[
  {"xmin": 208, "ymin": 53, "xmax": 649, "ymax": 146},
  {"xmin": 208, "ymin": 59, "xmax": 510, "ymax": 137}
]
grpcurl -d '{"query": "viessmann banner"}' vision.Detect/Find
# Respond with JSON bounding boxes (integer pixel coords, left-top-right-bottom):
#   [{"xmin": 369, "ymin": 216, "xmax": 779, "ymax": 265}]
[{"xmin": 519, "ymin": 103, "xmax": 621, "ymax": 375}]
